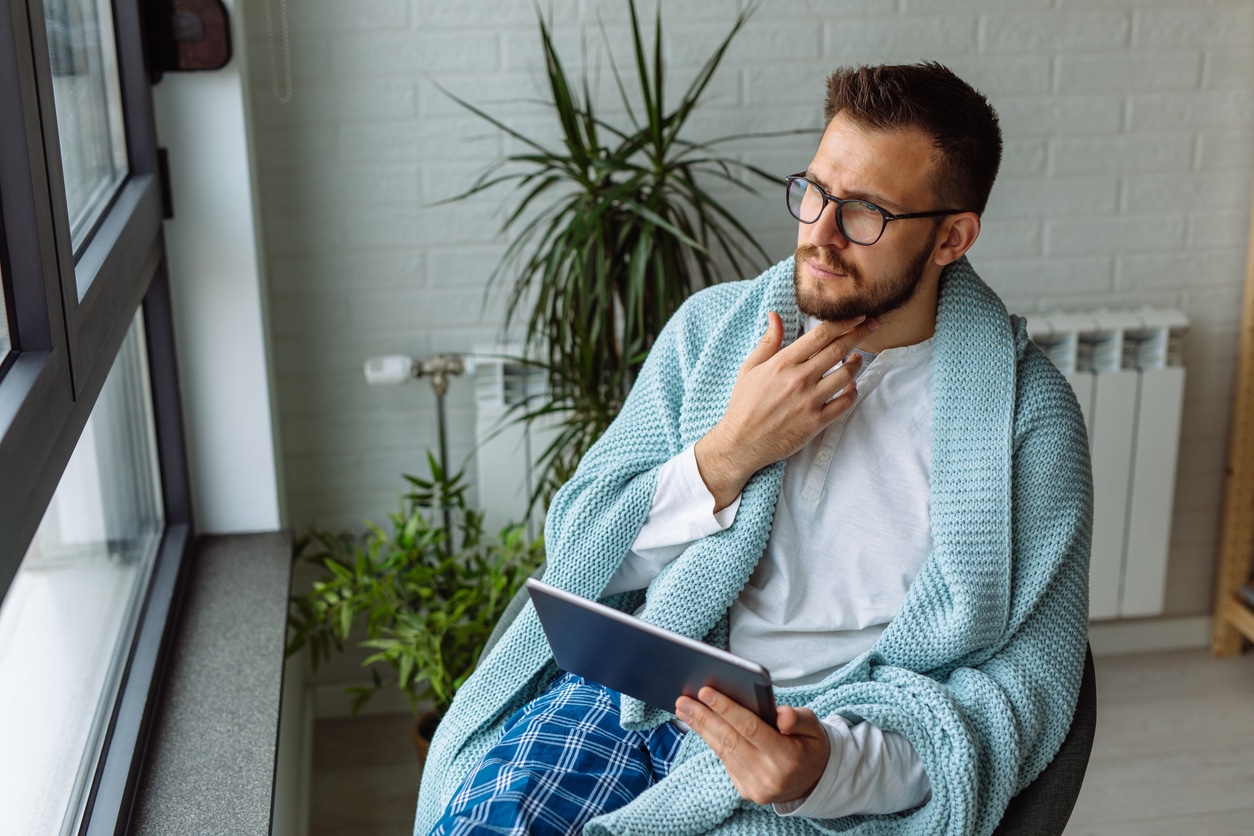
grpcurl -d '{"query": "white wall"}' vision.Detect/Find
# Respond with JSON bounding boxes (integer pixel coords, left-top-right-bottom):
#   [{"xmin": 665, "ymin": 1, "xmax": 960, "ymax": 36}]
[
  {"xmin": 153, "ymin": 0, "xmax": 284, "ymax": 533},
  {"xmin": 242, "ymin": 0, "xmax": 1254, "ymax": 619}
]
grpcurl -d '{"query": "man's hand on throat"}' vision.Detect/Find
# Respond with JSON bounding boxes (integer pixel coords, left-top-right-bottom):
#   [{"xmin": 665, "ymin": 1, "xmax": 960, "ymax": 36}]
[{"xmin": 694, "ymin": 311, "xmax": 878, "ymax": 511}]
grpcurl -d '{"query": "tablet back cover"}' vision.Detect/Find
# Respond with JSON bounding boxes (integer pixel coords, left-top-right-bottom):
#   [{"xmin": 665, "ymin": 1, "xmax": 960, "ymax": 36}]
[{"xmin": 526, "ymin": 579, "xmax": 776, "ymax": 726}]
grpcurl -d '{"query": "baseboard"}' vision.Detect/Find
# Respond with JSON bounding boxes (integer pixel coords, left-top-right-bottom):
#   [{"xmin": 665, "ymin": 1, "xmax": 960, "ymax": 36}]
[
  {"xmin": 298, "ymin": 686, "xmax": 314, "ymax": 836},
  {"xmin": 273, "ymin": 652, "xmax": 313, "ymax": 836},
  {"xmin": 1088, "ymin": 614, "xmax": 1212, "ymax": 656}
]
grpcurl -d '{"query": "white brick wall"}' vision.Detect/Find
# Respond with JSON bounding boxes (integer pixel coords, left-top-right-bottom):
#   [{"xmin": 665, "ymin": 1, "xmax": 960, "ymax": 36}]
[{"xmin": 244, "ymin": 0, "xmax": 1254, "ymax": 617}]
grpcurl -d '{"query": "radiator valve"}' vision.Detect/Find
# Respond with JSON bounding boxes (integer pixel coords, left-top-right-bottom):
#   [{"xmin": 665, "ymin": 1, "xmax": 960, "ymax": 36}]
[{"xmin": 363, "ymin": 353, "xmax": 473, "ymax": 396}]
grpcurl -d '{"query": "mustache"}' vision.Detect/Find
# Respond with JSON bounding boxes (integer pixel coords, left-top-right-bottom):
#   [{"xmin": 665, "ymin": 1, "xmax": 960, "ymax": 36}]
[{"xmin": 796, "ymin": 244, "xmax": 860, "ymax": 280}]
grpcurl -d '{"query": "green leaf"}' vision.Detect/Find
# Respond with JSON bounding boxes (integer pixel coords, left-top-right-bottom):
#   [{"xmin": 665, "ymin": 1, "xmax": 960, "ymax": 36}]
[{"xmin": 338, "ymin": 600, "xmax": 353, "ymax": 639}]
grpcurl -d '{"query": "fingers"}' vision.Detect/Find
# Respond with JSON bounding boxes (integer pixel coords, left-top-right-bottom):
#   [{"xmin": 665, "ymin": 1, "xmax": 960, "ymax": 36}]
[
  {"xmin": 678, "ymin": 692, "xmax": 830, "ymax": 806},
  {"xmin": 697, "ymin": 686, "xmax": 764, "ymax": 741},
  {"xmin": 676, "ymin": 690, "xmax": 763, "ymax": 783},
  {"xmin": 739, "ymin": 311, "xmax": 785, "ymax": 375},
  {"xmin": 677, "ymin": 689, "xmax": 762, "ymax": 752},
  {"xmin": 801, "ymin": 314, "xmax": 867, "ymax": 341},
  {"xmin": 818, "ymin": 381, "xmax": 859, "ymax": 422},
  {"xmin": 814, "ymin": 351, "xmax": 861, "ymax": 399},
  {"xmin": 790, "ymin": 315, "xmax": 869, "ymax": 360},
  {"xmin": 742, "ymin": 313, "xmax": 877, "ymax": 384},
  {"xmin": 802, "ymin": 317, "xmax": 879, "ymax": 380}
]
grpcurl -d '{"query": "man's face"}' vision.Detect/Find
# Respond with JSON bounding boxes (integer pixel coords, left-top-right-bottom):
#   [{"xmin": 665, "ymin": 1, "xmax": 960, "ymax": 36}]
[{"xmin": 794, "ymin": 113, "xmax": 943, "ymax": 323}]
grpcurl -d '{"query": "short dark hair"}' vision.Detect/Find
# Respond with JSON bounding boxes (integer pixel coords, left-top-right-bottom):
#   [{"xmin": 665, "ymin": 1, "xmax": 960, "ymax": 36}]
[{"xmin": 823, "ymin": 62, "xmax": 1003, "ymax": 215}]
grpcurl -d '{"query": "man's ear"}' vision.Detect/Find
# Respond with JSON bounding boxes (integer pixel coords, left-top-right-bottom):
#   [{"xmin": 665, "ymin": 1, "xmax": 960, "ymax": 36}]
[{"xmin": 932, "ymin": 212, "xmax": 981, "ymax": 267}]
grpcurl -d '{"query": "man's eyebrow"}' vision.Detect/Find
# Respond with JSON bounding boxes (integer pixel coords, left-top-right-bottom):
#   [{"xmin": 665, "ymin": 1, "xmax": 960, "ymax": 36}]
[{"xmin": 803, "ymin": 168, "xmax": 900, "ymax": 212}]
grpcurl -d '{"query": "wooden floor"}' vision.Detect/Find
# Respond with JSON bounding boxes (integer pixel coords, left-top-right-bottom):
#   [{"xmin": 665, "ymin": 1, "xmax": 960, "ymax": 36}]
[
  {"xmin": 310, "ymin": 649, "xmax": 1254, "ymax": 835},
  {"xmin": 311, "ymin": 712, "xmax": 423, "ymax": 836},
  {"xmin": 1065, "ymin": 649, "xmax": 1254, "ymax": 835}
]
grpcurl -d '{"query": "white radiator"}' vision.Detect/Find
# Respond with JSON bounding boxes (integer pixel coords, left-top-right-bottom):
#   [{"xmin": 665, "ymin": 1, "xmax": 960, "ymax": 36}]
[
  {"xmin": 473, "ymin": 347, "xmax": 555, "ymax": 539},
  {"xmin": 1026, "ymin": 309, "xmax": 1188, "ymax": 620}
]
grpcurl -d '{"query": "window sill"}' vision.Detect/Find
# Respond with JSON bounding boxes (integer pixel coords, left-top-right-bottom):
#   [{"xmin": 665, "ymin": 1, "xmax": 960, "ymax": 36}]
[{"xmin": 129, "ymin": 531, "xmax": 292, "ymax": 834}]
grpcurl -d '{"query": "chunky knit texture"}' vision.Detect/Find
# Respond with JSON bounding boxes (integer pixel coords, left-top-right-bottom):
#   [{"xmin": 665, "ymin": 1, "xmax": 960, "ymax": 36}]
[{"xmin": 413, "ymin": 257, "xmax": 1093, "ymax": 836}]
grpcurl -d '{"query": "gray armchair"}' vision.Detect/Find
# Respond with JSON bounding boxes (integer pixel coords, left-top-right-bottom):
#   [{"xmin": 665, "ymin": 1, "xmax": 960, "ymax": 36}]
[{"xmin": 992, "ymin": 643, "xmax": 1097, "ymax": 835}]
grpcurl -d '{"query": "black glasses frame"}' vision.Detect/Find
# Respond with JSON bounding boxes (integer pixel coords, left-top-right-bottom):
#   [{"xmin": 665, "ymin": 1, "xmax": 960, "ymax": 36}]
[{"xmin": 785, "ymin": 173, "xmax": 973, "ymax": 246}]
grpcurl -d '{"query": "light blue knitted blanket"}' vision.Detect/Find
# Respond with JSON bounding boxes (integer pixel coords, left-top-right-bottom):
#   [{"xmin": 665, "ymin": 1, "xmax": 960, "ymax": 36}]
[{"xmin": 414, "ymin": 256, "xmax": 1092, "ymax": 835}]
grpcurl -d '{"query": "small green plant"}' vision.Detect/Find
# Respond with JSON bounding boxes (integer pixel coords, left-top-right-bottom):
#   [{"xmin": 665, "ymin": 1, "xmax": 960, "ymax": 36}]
[{"xmin": 286, "ymin": 454, "xmax": 545, "ymax": 718}]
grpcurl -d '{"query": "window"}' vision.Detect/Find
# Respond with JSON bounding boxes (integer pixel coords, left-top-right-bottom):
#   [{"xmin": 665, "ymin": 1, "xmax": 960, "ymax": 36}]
[
  {"xmin": 0, "ymin": 313, "xmax": 163, "ymax": 833},
  {"xmin": 1, "ymin": 230, "xmax": 11, "ymax": 363},
  {"xmin": 0, "ymin": 0, "xmax": 191, "ymax": 833},
  {"xmin": 1, "ymin": 292, "xmax": 10, "ymax": 358},
  {"xmin": 45, "ymin": 0, "xmax": 128, "ymax": 260}
]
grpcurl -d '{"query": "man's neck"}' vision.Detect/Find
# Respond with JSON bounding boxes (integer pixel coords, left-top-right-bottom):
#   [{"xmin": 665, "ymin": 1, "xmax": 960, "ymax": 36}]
[{"xmin": 856, "ymin": 273, "xmax": 940, "ymax": 353}]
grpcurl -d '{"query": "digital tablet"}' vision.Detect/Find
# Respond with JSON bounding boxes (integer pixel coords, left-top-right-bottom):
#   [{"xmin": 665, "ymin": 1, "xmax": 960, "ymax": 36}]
[{"xmin": 526, "ymin": 579, "xmax": 777, "ymax": 727}]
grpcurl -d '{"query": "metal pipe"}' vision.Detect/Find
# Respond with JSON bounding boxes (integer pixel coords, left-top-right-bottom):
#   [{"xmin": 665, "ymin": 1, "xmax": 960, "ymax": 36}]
[
  {"xmin": 414, "ymin": 354, "xmax": 465, "ymax": 553},
  {"xmin": 434, "ymin": 387, "xmax": 452, "ymax": 551}
]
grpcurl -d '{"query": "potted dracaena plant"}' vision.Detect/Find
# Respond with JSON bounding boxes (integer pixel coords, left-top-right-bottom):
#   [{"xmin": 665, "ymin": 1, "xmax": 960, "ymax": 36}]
[
  {"xmin": 438, "ymin": 0, "xmax": 796, "ymax": 508},
  {"xmin": 286, "ymin": 453, "xmax": 544, "ymax": 760}
]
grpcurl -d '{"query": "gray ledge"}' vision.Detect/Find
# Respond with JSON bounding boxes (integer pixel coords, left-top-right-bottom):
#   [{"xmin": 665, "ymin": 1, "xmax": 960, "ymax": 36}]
[{"xmin": 130, "ymin": 531, "xmax": 292, "ymax": 835}]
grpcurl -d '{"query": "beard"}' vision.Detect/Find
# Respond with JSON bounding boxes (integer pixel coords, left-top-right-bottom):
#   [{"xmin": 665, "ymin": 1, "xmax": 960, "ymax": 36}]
[{"xmin": 793, "ymin": 234, "xmax": 936, "ymax": 322}]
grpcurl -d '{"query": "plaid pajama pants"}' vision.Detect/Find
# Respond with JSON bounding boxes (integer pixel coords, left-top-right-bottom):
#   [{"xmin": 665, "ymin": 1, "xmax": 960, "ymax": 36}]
[{"xmin": 428, "ymin": 673, "xmax": 687, "ymax": 836}]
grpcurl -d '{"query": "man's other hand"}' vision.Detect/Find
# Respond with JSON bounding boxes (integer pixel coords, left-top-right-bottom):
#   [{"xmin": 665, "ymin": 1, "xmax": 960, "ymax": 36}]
[
  {"xmin": 694, "ymin": 312, "xmax": 878, "ymax": 510},
  {"xmin": 675, "ymin": 686, "xmax": 830, "ymax": 806}
]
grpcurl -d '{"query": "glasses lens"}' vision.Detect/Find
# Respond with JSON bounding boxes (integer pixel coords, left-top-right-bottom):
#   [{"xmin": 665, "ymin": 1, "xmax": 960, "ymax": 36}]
[
  {"xmin": 837, "ymin": 200, "xmax": 886, "ymax": 245},
  {"xmin": 787, "ymin": 178, "xmax": 825, "ymax": 223}
]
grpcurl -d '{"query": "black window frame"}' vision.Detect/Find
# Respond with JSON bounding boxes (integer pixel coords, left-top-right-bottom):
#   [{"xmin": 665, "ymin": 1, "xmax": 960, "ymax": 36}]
[{"xmin": 0, "ymin": 1, "xmax": 194, "ymax": 833}]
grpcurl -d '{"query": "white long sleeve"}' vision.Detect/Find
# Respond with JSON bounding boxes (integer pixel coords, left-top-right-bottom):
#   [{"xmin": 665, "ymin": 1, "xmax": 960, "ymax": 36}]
[
  {"xmin": 774, "ymin": 716, "xmax": 932, "ymax": 819},
  {"xmin": 601, "ymin": 445, "xmax": 740, "ymax": 597}
]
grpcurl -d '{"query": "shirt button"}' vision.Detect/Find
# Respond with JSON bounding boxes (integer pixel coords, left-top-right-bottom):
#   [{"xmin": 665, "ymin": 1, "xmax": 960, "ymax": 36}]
[{"xmin": 817, "ymin": 451, "xmax": 831, "ymax": 462}]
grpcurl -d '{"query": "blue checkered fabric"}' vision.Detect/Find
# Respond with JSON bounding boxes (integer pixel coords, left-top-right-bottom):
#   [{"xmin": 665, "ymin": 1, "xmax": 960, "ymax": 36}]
[{"xmin": 428, "ymin": 673, "xmax": 687, "ymax": 836}]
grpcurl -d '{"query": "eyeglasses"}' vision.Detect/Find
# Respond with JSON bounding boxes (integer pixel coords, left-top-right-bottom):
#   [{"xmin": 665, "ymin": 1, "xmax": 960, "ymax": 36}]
[{"xmin": 785, "ymin": 173, "xmax": 971, "ymax": 246}]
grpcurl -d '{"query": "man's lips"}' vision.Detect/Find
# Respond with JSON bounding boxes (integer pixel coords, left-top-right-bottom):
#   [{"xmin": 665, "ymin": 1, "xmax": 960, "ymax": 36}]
[{"xmin": 806, "ymin": 258, "xmax": 849, "ymax": 280}]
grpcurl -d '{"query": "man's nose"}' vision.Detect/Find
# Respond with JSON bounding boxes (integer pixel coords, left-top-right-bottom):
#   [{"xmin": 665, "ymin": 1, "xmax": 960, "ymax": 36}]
[{"xmin": 805, "ymin": 203, "xmax": 850, "ymax": 249}]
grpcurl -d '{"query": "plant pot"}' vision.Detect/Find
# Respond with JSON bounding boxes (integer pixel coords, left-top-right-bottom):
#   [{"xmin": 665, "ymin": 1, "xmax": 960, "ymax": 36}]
[{"xmin": 412, "ymin": 709, "xmax": 442, "ymax": 767}]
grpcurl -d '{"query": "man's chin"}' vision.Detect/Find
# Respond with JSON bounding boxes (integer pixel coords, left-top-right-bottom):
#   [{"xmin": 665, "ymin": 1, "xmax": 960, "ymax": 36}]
[
  {"xmin": 796, "ymin": 286, "xmax": 866, "ymax": 322},
  {"xmin": 794, "ymin": 253, "xmax": 873, "ymax": 321}
]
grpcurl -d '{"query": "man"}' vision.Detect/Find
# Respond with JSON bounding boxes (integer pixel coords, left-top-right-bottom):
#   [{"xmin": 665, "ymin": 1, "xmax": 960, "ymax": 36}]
[{"xmin": 415, "ymin": 62, "xmax": 1092, "ymax": 836}]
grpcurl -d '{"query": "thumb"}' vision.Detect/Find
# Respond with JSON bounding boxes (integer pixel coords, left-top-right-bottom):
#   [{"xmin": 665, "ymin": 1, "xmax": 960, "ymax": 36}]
[
  {"xmin": 776, "ymin": 706, "xmax": 824, "ymax": 740},
  {"xmin": 776, "ymin": 704, "xmax": 800, "ymax": 735},
  {"xmin": 741, "ymin": 311, "xmax": 784, "ymax": 373}
]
